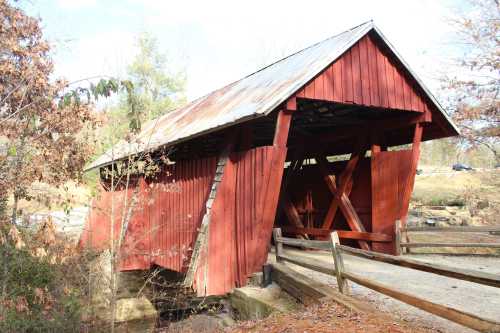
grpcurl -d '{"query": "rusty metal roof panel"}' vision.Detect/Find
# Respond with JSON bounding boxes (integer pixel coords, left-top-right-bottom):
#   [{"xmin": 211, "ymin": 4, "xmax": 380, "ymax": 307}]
[{"xmin": 87, "ymin": 21, "xmax": 374, "ymax": 170}]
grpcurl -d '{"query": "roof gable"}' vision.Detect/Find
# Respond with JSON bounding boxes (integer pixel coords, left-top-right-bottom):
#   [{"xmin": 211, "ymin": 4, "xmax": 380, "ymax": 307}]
[
  {"xmin": 87, "ymin": 21, "xmax": 458, "ymax": 171},
  {"xmin": 296, "ymin": 33, "xmax": 431, "ymax": 113}
]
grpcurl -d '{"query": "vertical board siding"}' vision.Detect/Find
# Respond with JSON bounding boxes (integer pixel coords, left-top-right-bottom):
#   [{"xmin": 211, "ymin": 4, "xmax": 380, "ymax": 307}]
[
  {"xmin": 371, "ymin": 150, "xmax": 413, "ymax": 254},
  {"xmin": 82, "ymin": 147, "xmax": 287, "ymax": 296},
  {"xmin": 194, "ymin": 146, "xmax": 287, "ymax": 296},
  {"xmin": 80, "ymin": 157, "xmax": 217, "ymax": 272},
  {"xmin": 297, "ymin": 34, "xmax": 430, "ymax": 113}
]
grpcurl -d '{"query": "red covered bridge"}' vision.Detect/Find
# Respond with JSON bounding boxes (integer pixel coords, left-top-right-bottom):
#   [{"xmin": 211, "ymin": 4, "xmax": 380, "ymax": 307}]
[{"xmin": 81, "ymin": 21, "xmax": 459, "ymax": 296}]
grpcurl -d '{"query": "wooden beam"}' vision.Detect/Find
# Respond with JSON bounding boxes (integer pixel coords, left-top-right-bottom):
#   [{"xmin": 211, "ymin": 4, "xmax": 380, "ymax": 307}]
[
  {"xmin": 270, "ymin": 262, "xmax": 376, "ymax": 313},
  {"xmin": 281, "ymin": 227, "xmax": 392, "ymax": 242},
  {"xmin": 281, "ymin": 193, "xmax": 306, "ymax": 229},
  {"xmin": 315, "ymin": 155, "xmax": 370, "ymax": 250},
  {"xmin": 286, "ymin": 96, "xmax": 297, "ymax": 111},
  {"xmin": 400, "ymin": 122, "xmax": 423, "ymax": 222},
  {"xmin": 275, "ymin": 236, "xmax": 331, "ymax": 250},
  {"xmin": 273, "ymin": 109, "xmax": 293, "ymax": 147},
  {"xmin": 290, "ymin": 113, "xmax": 429, "ymax": 148},
  {"xmin": 342, "ymin": 270, "xmax": 500, "ymax": 332},
  {"xmin": 404, "ymin": 226, "xmax": 500, "ymax": 233},
  {"xmin": 401, "ymin": 242, "xmax": 500, "ymax": 249},
  {"xmin": 338, "ymin": 245, "xmax": 500, "ymax": 288}
]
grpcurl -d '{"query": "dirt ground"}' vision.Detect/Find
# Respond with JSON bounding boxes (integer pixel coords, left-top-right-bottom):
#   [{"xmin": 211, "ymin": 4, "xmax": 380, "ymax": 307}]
[
  {"xmin": 270, "ymin": 248, "xmax": 500, "ymax": 333},
  {"xmin": 230, "ymin": 300, "xmax": 433, "ymax": 333}
]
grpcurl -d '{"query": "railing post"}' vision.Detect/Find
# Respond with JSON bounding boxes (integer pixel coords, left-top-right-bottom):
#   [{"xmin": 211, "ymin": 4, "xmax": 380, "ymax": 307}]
[
  {"xmin": 395, "ymin": 220, "xmax": 402, "ymax": 256},
  {"xmin": 273, "ymin": 228, "xmax": 283, "ymax": 262},
  {"xmin": 330, "ymin": 232, "xmax": 349, "ymax": 294},
  {"xmin": 404, "ymin": 225, "xmax": 411, "ymax": 254}
]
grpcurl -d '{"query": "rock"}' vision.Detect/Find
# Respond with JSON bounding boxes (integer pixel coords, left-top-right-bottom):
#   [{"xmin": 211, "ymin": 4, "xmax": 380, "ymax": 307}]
[
  {"xmin": 477, "ymin": 200, "xmax": 489, "ymax": 210},
  {"xmin": 115, "ymin": 297, "xmax": 158, "ymax": 323},
  {"xmin": 166, "ymin": 314, "xmax": 225, "ymax": 333},
  {"xmin": 229, "ymin": 283, "xmax": 299, "ymax": 320},
  {"xmin": 114, "ymin": 297, "xmax": 157, "ymax": 333},
  {"xmin": 86, "ymin": 251, "xmax": 157, "ymax": 332},
  {"xmin": 409, "ymin": 206, "xmax": 473, "ymax": 227}
]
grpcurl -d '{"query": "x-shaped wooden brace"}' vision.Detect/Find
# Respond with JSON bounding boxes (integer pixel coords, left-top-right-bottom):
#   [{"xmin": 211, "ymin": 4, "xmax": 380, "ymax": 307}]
[{"xmin": 315, "ymin": 149, "xmax": 370, "ymax": 251}]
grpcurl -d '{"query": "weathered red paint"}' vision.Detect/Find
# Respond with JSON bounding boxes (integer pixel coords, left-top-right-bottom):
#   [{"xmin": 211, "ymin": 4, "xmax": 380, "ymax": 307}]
[
  {"xmin": 371, "ymin": 150, "xmax": 413, "ymax": 254},
  {"xmin": 81, "ymin": 147, "xmax": 288, "ymax": 295},
  {"xmin": 296, "ymin": 33, "xmax": 430, "ymax": 114},
  {"xmin": 193, "ymin": 146, "xmax": 287, "ymax": 296},
  {"xmin": 80, "ymin": 157, "xmax": 217, "ymax": 272}
]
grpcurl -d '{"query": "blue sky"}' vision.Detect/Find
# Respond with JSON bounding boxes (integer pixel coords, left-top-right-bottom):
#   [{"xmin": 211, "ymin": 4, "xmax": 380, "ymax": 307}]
[{"xmin": 22, "ymin": 0, "xmax": 463, "ymax": 101}]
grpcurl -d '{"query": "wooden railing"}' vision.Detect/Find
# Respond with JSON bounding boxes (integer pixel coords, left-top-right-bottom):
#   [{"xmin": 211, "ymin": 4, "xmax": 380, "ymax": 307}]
[
  {"xmin": 272, "ymin": 228, "xmax": 500, "ymax": 333},
  {"xmin": 395, "ymin": 221, "xmax": 500, "ymax": 255}
]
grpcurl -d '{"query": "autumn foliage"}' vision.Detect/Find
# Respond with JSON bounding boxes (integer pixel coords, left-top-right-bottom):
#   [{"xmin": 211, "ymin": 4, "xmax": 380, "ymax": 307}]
[
  {"xmin": 0, "ymin": 220, "xmax": 94, "ymax": 332},
  {"xmin": 443, "ymin": 0, "xmax": 500, "ymax": 163},
  {"xmin": 0, "ymin": 0, "xmax": 96, "ymax": 221}
]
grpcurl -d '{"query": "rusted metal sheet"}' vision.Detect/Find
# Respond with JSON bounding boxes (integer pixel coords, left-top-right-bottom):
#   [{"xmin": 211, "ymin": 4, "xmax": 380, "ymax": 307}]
[
  {"xmin": 87, "ymin": 21, "xmax": 458, "ymax": 171},
  {"xmin": 297, "ymin": 34, "xmax": 431, "ymax": 113},
  {"xmin": 193, "ymin": 146, "xmax": 287, "ymax": 296},
  {"xmin": 371, "ymin": 150, "xmax": 413, "ymax": 254},
  {"xmin": 80, "ymin": 157, "xmax": 217, "ymax": 272}
]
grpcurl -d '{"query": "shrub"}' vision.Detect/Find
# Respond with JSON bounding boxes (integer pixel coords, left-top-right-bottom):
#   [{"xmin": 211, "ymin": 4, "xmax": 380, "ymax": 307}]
[{"xmin": 0, "ymin": 222, "xmax": 91, "ymax": 333}]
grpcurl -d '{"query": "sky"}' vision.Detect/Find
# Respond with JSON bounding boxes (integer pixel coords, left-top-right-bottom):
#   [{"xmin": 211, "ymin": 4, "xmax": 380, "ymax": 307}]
[{"xmin": 21, "ymin": 0, "xmax": 464, "ymax": 102}]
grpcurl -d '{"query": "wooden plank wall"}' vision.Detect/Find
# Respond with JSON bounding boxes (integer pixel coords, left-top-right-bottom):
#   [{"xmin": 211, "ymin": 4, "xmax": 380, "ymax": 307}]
[
  {"xmin": 296, "ymin": 34, "xmax": 430, "ymax": 113},
  {"xmin": 79, "ymin": 157, "xmax": 217, "ymax": 272},
  {"xmin": 194, "ymin": 146, "xmax": 287, "ymax": 296},
  {"xmin": 371, "ymin": 150, "xmax": 413, "ymax": 254}
]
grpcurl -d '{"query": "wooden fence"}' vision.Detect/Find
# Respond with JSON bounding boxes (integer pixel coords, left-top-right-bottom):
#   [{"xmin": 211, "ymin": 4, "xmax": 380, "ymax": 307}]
[
  {"xmin": 395, "ymin": 221, "xmax": 500, "ymax": 255},
  {"xmin": 272, "ymin": 228, "xmax": 500, "ymax": 333}
]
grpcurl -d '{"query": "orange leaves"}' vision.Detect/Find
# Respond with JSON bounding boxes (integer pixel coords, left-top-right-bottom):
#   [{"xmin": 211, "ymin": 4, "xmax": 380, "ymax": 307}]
[
  {"xmin": 8, "ymin": 225, "xmax": 25, "ymax": 249},
  {"xmin": 1, "ymin": 1, "xmax": 97, "ymax": 206},
  {"xmin": 231, "ymin": 301, "xmax": 434, "ymax": 333}
]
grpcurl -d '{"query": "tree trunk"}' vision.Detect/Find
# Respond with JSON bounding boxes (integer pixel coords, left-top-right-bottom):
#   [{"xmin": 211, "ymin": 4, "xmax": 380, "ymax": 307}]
[{"xmin": 11, "ymin": 193, "xmax": 18, "ymax": 225}]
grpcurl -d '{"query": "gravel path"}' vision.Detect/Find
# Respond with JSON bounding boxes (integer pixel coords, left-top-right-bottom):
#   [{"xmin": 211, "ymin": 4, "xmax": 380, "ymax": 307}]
[{"xmin": 270, "ymin": 249, "xmax": 500, "ymax": 333}]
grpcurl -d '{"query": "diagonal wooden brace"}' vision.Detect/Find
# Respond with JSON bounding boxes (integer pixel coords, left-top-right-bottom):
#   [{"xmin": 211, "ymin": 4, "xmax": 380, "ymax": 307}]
[{"xmin": 315, "ymin": 155, "xmax": 370, "ymax": 250}]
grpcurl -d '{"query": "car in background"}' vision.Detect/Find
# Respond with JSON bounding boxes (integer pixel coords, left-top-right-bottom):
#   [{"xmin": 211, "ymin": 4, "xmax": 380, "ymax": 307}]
[{"xmin": 452, "ymin": 163, "xmax": 473, "ymax": 171}]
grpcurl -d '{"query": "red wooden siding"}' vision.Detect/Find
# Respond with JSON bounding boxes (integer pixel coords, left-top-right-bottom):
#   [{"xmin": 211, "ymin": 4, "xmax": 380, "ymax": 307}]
[
  {"xmin": 81, "ymin": 147, "xmax": 288, "ymax": 296},
  {"xmin": 296, "ymin": 34, "xmax": 430, "ymax": 113},
  {"xmin": 371, "ymin": 150, "xmax": 413, "ymax": 254},
  {"xmin": 194, "ymin": 146, "xmax": 287, "ymax": 296},
  {"xmin": 80, "ymin": 157, "xmax": 217, "ymax": 272},
  {"xmin": 147, "ymin": 158, "xmax": 216, "ymax": 272}
]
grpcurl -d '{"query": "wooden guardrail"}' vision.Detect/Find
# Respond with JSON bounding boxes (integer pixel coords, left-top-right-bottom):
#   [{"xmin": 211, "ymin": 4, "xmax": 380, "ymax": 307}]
[
  {"xmin": 272, "ymin": 228, "xmax": 500, "ymax": 333},
  {"xmin": 395, "ymin": 221, "xmax": 500, "ymax": 255}
]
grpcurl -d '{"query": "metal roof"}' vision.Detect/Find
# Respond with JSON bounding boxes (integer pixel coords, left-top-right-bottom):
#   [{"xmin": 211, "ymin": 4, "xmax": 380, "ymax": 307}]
[{"xmin": 87, "ymin": 21, "xmax": 457, "ymax": 171}]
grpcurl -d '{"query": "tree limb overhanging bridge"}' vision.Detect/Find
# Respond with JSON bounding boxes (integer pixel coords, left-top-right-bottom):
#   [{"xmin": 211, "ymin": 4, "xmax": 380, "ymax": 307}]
[{"xmin": 80, "ymin": 21, "xmax": 459, "ymax": 296}]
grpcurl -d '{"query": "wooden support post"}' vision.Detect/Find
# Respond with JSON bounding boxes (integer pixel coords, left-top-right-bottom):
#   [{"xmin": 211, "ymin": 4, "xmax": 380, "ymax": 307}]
[
  {"xmin": 330, "ymin": 232, "xmax": 348, "ymax": 294},
  {"xmin": 273, "ymin": 109, "xmax": 293, "ymax": 147},
  {"xmin": 273, "ymin": 228, "xmax": 283, "ymax": 262},
  {"xmin": 405, "ymin": 228, "xmax": 411, "ymax": 254},
  {"xmin": 400, "ymin": 123, "xmax": 424, "ymax": 223},
  {"xmin": 394, "ymin": 220, "xmax": 402, "ymax": 256}
]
